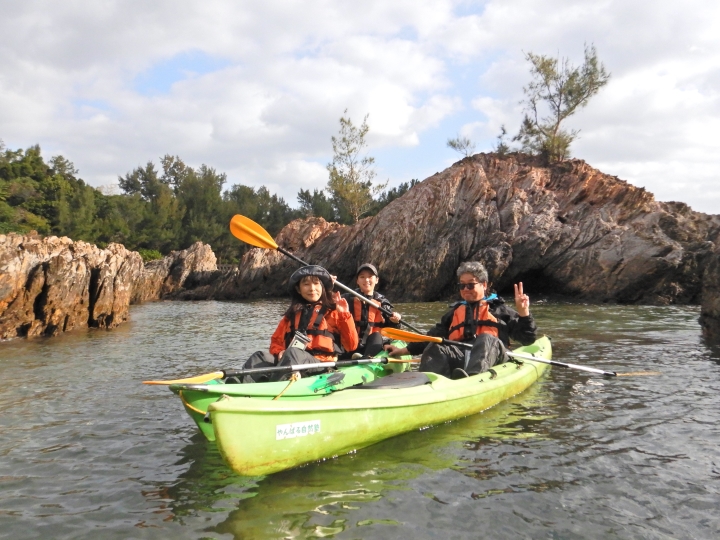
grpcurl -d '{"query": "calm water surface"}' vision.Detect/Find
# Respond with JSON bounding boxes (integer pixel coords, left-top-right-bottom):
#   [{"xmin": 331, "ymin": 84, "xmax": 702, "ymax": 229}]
[{"xmin": 1, "ymin": 299, "xmax": 719, "ymax": 539}]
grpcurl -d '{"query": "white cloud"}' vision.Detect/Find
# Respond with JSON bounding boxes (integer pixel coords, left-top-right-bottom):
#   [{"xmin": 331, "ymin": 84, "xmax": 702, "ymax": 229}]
[{"xmin": 1, "ymin": 0, "xmax": 719, "ymax": 213}]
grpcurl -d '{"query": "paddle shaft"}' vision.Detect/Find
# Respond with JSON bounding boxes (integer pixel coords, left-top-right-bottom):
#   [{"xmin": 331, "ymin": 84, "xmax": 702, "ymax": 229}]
[
  {"xmin": 507, "ymin": 351, "xmax": 617, "ymax": 376},
  {"xmin": 275, "ymin": 245, "xmax": 424, "ymax": 334},
  {"xmin": 381, "ymin": 327, "xmax": 617, "ymax": 377},
  {"xmin": 435, "ymin": 337, "xmax": 616, "ymax": 376},
  {"xmin": 221, "ymin": 357, "xmax": 389, "ymax": 378}
]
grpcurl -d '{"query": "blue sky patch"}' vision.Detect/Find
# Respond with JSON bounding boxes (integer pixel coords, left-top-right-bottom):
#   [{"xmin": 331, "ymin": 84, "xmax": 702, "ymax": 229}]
[{"xmin": 133, "ymin": 50, "xmax": 231, "ymax": 96}]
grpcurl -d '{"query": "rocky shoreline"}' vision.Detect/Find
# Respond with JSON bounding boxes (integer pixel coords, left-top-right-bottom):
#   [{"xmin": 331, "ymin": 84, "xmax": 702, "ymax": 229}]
[
  {"xmin": 0, "ymin": 235, "xmax": 216, "ymax": 339},
  {"xmin": 2, "ymin": 153, "xmax": 719, "ymax": 341}
]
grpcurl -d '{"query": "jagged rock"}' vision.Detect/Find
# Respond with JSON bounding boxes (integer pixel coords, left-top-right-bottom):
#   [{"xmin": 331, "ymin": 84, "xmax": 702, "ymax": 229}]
[
  {"xmin": 0, "ymin": 235, "xmax": 216, "ymax": 339},
  {"xmin": 207, "ymin": 154, "xmax": 720, "ymax": 317},
  {"xmin": 0, "ymin": 233, "xmax": 143, "ymax": 338},
  {"xmin": 132, "ymin": 242, "xmax": 217, "ymax": 303},
  {"xmin": 700, "ymin": 247, "xmax": 720, "ymax": 342}
]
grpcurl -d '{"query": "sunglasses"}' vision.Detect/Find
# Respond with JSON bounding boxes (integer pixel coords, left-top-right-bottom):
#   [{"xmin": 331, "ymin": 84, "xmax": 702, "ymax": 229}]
[{"xmin": 458, "ymin": 282, "xmax": 481, "ymax": 290}]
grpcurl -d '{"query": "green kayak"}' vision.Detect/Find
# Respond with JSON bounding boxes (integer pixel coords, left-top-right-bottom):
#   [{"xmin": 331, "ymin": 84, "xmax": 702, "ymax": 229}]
[
  {"xmin": 209, "ymin": 336, "xmax": 552, "ymax": 476},
  {"xmin": 169, "ymin": 342, "xmax": 412, "ymax": 441}
]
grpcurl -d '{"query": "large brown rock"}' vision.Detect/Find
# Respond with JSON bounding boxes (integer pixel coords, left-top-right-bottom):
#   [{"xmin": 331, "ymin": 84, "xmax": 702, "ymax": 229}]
[
  {"xmin": 0, "ymin": 234, "xmax": 144, "ymax": 338},
  {"xmin": 208, "ymin": 154, "xmax": 720, "ymax": 314},
  {"xmin": 132, "ymin": 241, "xmax": 217, "ymax": 303},
  {"xmin": 700, "ymin": 247, "xmax": 720, "ymax": 342},
  {"xmin": 0, "ymin": 235, "xmax": 216, "ymax": 339}
]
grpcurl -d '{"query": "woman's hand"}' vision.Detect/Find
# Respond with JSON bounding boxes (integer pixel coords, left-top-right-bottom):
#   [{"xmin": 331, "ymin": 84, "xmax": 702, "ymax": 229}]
[
  {"xmin": 389, "ymin": 311, "xmax": 402, "ymax": 324},
  {"xmin": 514, "ymin": 282, "xmax": 530, "ymax": 317},
  {"xmin": 333, "ymin": 291, "xmax": 349, "ymax": 313}
]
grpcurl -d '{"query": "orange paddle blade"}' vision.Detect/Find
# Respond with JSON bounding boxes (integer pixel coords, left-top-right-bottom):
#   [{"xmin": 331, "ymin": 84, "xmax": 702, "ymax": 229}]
[
  {"xmin": 143, "ymin": 371, "xmax": 224, "ymax": 385},
  {"xmin": 229, "ymin": 214, "xmax": 279, "ymax": 250},
  {"xmin": 381, "ymin": 327, "xmax": 441, "ymax": 344}
]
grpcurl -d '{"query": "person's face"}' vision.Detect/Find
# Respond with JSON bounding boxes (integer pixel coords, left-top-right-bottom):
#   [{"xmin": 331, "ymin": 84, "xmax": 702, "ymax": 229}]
[
  {"xmin": 297, "ymin": 276, "xmax": 323, "ymax": 302},
  {"xmin": 458, "ymin": 273, "xmax": 486, "ymax": 302},
  {"xmin": 356, "ymin": 270, "xmax": 378, "ymax": 295}
]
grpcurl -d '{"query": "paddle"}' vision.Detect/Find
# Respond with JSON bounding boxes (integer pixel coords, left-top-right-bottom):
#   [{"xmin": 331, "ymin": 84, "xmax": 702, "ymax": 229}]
[
  {"xmin": 229, "ymin": 214, "xmax": 424, "ymax": 334},
  {"xmin": 380, "ymin": 327, "xmax": 620, "ymax": 377},
  {"xmin": 142, "ymin": 356, "xmax": 417, "ymax": 385}
]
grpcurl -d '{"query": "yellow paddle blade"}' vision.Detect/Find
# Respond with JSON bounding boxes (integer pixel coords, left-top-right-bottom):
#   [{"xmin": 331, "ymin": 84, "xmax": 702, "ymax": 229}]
[
  {"xmin": 143, "ymin": 371, "xmax": 224, "ymax": 385},
  {"xmin": 381, "ymin": 327, "xmax": 441, "ymax": 344},
  {"xmin": 229, "ymin": 214, "xmax": 279, "ymax": 250}
]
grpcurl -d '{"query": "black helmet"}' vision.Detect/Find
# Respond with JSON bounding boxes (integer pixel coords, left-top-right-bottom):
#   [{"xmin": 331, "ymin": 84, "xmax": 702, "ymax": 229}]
[{"xmin": 288, "ymin": 265, "xmax": 333, "ymax": 293}]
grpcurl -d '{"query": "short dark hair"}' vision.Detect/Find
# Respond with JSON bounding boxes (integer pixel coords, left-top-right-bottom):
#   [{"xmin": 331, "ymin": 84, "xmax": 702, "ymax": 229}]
[{"xmin": 456, "ymin": 261, "xmax": 488, "ymax": 283}]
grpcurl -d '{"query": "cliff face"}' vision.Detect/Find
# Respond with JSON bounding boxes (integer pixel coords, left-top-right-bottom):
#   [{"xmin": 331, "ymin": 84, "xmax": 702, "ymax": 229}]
[
  {"xmin": 0, "ymin": 235, "xmax": 216, "ymax": 339},
  {"xmin": 700, "ymin": 245, "xmax": 720, "ymax": 343},
  {"xmin": 208, "ymin": 153, "xmax": 720, "ymax": 310}
]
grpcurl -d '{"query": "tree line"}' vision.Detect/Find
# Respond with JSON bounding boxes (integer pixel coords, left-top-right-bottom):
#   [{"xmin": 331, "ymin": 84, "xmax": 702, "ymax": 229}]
[{"xmin": 0, "ymin": 137, "xmax": 416, "ymax": 263}]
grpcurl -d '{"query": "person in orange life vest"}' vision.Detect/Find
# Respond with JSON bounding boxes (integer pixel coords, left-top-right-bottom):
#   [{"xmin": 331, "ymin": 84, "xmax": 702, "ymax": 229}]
[
  {"xmin": 240, "ymin": 265, "xmax": 358, "ymax": 383},
  {"xmin": 385, "ymin": 261, "xmax": 537, "ymax": 379},
  {"xmin": 340, "ymin": 263, "xmax": 402, "ymax": 358}
]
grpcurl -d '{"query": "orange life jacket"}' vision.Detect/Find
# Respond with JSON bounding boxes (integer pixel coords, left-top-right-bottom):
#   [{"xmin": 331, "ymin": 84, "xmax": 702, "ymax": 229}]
[
  {"xmin": 350, "ymin": 295, "xmax": 386, "ymax": 344},
  {"xmin": 284, "ymin": 304, "xmax": 340, "ymax": 355},
  {"xmin": 447, "ymin": 301, "xmax": 501, "ymax": 342}
]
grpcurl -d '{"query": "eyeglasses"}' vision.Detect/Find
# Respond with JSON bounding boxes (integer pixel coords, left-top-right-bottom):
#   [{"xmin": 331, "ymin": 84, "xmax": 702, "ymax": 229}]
[{"xmin": 458, "ymin": 282, "xmax": 481, "ymax": 290}]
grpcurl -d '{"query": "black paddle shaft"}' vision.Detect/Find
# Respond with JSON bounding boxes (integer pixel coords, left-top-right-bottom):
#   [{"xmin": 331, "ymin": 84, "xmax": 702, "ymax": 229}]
[
  {"xmin": 277, "ymin": 246, "xmax": 424, "ymax": 334},
  {"xmin": 221, "ymin": 357, "xmax": 388, "ymax": 378}
]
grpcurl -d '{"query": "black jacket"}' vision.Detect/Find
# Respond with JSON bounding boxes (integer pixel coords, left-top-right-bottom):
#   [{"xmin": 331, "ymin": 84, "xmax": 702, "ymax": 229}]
[{"xmin": 406, "ymin": 296, "xmax": 537, "ymax": 356}]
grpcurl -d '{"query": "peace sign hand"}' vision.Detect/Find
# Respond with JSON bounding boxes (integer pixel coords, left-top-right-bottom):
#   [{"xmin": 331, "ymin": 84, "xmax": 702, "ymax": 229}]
[{"xmin": 514, "ymin": 282, "xmax": 530, "ymax": 317}]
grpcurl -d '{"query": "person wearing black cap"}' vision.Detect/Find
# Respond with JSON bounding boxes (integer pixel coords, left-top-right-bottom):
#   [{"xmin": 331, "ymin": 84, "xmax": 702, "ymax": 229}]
[
  {"xmin": 341, "ymin": 263, "xmax": 402, "ymax": 359},
  {"xmin": 240, "ymin": 265, "xmax": 359, "ymax": 382}
]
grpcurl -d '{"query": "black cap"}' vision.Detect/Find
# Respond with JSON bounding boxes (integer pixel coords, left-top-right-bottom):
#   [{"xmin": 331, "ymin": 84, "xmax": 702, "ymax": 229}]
[
  {"xmin": 356, "ymin": 263, "xmax": 378, "ymax": 277},
  {"xmin": 288, "ymin": 265, "xmax": 333, "ymax": 293}
]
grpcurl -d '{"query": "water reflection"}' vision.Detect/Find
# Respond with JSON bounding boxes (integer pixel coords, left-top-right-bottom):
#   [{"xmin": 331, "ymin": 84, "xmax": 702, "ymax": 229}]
[{"xmin": 2, "ymin": 300, "xmax": 720, "ymax": 539}]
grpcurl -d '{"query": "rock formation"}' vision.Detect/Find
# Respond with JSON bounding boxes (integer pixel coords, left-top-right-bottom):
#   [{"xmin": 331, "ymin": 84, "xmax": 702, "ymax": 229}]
[
  {"xmin": 3, "ymin": 153, "xmax": 719, "ymax": 340},
  {"xmin": 132, "ymin": 242, "xmax": 217, "ymax": 303},
  {"xmin": 700, "ymin": 244, "xmax": 720, "ymax": 343},
  {"xmin": 206, "ymin": 153, "xmax": 720, "ymax": 317},
  {"xmin": 0, "ymin": 235, "xmax": 216, "ymax": 339}
]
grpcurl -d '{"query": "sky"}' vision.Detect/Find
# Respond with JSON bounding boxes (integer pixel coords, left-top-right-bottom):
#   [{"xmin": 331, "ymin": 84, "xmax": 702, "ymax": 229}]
[{"xmin": 1, "ymin": 0, "xmax": 719, "ymax": 214}]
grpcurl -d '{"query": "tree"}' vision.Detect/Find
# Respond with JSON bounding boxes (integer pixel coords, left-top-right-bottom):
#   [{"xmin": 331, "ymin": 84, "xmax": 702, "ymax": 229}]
[
  {"xmin": 297, "ymin": 188, "xmax": 335, "ymax": 221},
  {"xmin": 493, "ymin": 126, "xmax": 510, "ymax": 156},
  {"xmin": 176, "ymin": 165, "xmax": 226, "ymax": 248},
  {"xmin": 447, "ymin": 135, "xmax": 476, "ymax": 157},
  {"xmin": 513, "ymin": 44, "xmax": 610, "ymax": 163},
  {"xmin": 326, "ymin": 111, "xmax": 387, "ymax": 224}
]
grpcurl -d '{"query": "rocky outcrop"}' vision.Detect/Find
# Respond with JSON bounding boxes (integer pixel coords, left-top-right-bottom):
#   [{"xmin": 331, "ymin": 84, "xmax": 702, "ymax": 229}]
[
  {"xmin": 0, "ymin": 235, "xmax": 216, "ymax": 339},
  {"xmin": 132, "ymin": 242, "xmax": 217, "ymax": 303},
  {"xmin": 206, "ymin": 154, "xmax": 720, "ymax": 314},
  {"xmin": 700, "ymin": 246, "xmax": 720, "ymax": 342},
  {"xmin": 0, "ymin": 234, "xmax": 144, "ymax": 338}
]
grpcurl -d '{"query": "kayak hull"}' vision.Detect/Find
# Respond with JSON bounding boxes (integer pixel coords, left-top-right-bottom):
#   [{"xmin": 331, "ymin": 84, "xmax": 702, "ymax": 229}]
[
  {"xmin": 171, "ymin": 342, "xmax": 411, "ymax": 441},
  {"xmin": 209, "ymin": 336, "xmax": 552, "ymax": 476}
]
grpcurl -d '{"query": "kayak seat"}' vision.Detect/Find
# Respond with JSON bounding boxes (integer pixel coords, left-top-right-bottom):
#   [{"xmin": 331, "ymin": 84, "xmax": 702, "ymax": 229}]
[{"xmin": 354, "ymin": 372, "xmax": 431, "ymax": 390}]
